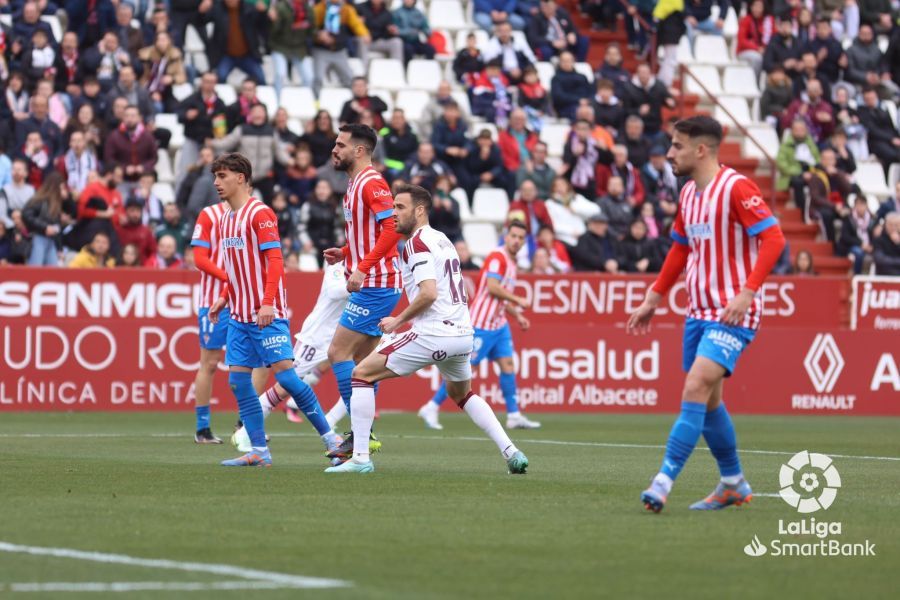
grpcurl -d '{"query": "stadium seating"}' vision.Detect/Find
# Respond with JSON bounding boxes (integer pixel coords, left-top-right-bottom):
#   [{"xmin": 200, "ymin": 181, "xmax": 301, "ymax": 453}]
[
  {"xmin": 318, "ymin": 88, "xmax": 353, "ymax": 121},
  {"xmin": 574, "ymin": 63, "xmax": 594, "ymax": 83},
  {"xmin": 214, "ymin": 84, "xmax": 237, "ymax": 106},
  {"xmin": 693, "ymin": 35, "xmax": 732, "ymax": 67},
  {"xmin": 713, "ymin": 96, "xmax": 753, "ymax": 128},
  {"xmin": 154, "ymin": 114, "xmax": 185, "ymax": 149},
  {"xmin": 536, "ymin": 62, "xmax": 555, "ymax": 90},
  {"xmin": 742, "ymin": 125, "xmax": 780, "ymax": 160},
  {"xmin": 463, "ymin": 223, "xmax": 500, "ymax": 258},
  {"xmin": 396, "ymin": 89, "xmax": 432, "ymax": 122},
  {"xmin": 855, "ymin": 162, "xmax": 892, "ymax": 199},
  {"xmin": 471, "ymin": 188, "xmax": 510, "ymax": 225},
  {"xmin": 299, "ymin": 253, "xmax": 320, "ymax": 272},
  {"xmin": 451, "ymin": 188, "xmax": 474, "ymax": 222},
  {"xmin": 684, "ymin": 65, "xmax": 723, "ymax": 97},
  {"xmin": 41, "ymin": 15, "xmax": 62, "ymax": 43},
  {"xmin": 171, "ymin": 83, "xmax": 194, "ymax": 102},
  {"xmin": 280, "ymin": 87, "xmax": 318, "ymax": 121},
  {"xmin": 539, "ymin": 123, "xmax": 571, "ymax": 158},
  {"xmin": 430, "ymin": 0, "xmax": 470, "ymax": 31},
  {"xmin": 152, "ymin": 182, "xmax": 176, "ymax": 205},
  {"xmin": 407, "ymin": 60, "xmax": 443, "ymax": 92},
  {"xmin": 369, "ymin": 59, "xmax": 407, "ymax": 91},
  {"xmin": 722, "ymin": 65, "xmax": 761, "ymax": 99},
  {"xmin": 888, "ymin": 164, "xmax": 900, "ymax": 190},
  {"xmin": 256, "ymin": 86, "xmax": 280, "ymax": 118},
  {"xmin": 156, "ymin": 150, "xmax": 174, "ymax": 184}
]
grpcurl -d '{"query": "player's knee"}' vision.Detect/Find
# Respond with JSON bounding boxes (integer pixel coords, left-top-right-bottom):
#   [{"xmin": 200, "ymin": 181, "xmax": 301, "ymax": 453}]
[
  {"xmin": 228, "ymin": 370, "xmax": 253, "ymax": 391},
  {"xmin": 682, "ymin": 372, "xmax": 716, "ymax": 402},
  {"xmin": 203, "ymin": 355, "xmax": 220, "ymax": 374}
]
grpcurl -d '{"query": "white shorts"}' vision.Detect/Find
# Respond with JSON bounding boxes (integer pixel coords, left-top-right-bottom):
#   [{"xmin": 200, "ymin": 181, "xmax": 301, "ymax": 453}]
[
  {"xmin": 377, "ymin": 332, "xmax": 473, "ymax": 382},
  {"xmin": 292, "ymin": 339, "xmax": 326, "ymax": 378}
]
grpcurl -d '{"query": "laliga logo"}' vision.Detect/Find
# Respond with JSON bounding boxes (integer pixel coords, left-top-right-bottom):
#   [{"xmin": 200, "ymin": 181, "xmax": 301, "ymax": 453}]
[
  {"xmin": 779, "ymin": 451, "xmax": 841, "ymax": 513},
  {"xmin": 803, "ymin": 334, "xmax": 845, "ymax": 393}
]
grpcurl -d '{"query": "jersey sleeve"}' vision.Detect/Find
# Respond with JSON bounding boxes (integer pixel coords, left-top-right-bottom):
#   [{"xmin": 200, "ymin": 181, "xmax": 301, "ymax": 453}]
[
  {"xmin": 484, "ymin": 251, "xmax": 505, "ymax": 281},
  {"xmin": 408, "ymin": 234, "xmax": 436, "ymax": 285},
  {"xmin": 324, "ymin": 262, "xmax": 350, "ymax": 300},
  {"xmin": 730, "ymin": 178, "xmax": 778, "ymax": 236},
  {"xmin": 362, "ymin": 177, "xmax": 395, "ymax": 222},
  {"xmin": 670, "ymin": 210, "xmax": 688, "ymax": 246},
  {"xmin": 190, "ymin": 210, "xmax": 212, "ymax": 248},
  {"xmin": 253, "ymin": 207, "xmax": 282, "ymax": 250}
]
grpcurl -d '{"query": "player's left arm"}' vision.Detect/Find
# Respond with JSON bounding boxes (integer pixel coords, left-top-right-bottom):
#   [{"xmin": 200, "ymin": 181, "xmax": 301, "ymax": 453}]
[
  {"xmin": 349, "ymin": 179, "xmax": 403, "ymax": 291},
  {"xmin": 720, "ymin": 179, "xmax": 787, "ymax": 326},
  {"xmin": 379, "ymin": 249, "xmax": 436, "ymax": 334},
  {"xmin": 255, "ymin": 209, "xmax": 286, "ymax": 329}
]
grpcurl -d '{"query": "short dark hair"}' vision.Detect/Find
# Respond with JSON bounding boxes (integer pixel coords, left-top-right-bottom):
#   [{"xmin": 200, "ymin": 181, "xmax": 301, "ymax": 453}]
[
  {"xmin": 673, "ymin": 116, "xmax": 723, "ymax": 146},
  {"xmin": 395, "ymin": 184, "xmax": 431, "ymax": 209},
  {"xmin": 508, "ymin": 220, "xmax": 528, "ymax": 234},
  {"xmin": 339, "ymin": 123, "xmax": 378, "ymax": 154},
  {"xmin": 210, "ymin": 152, "xmax": 253, "ymax": 183}
]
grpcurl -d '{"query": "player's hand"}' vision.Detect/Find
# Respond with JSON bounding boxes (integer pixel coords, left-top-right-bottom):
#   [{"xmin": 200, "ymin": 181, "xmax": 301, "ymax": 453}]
[
  {"xmin": 515, "ymin": 295, "xmax": 531, "ymax": 309},
  {"xmin": 720, "ymin": 289, "xmax": 755, "ymax": 327},
  {"xmin": 626, "ymin": 291, "xmax": 661, "ymax": 335},
  {"xmin": 257, "ymin": 304, "xmax": 275, "ymax": 329},
  {"xmin": 346, "ymin": 269, "xmax": 365, "ymax": 293},
  {"xmin": 379, "ymin": 316, "xmax": 401, "ymax": 334},
  {"xmin": 516, "ymin": 314, "xmax": 531, "ymax": 331},
  {"xmin": 323, "ymin": 247, "xmax": 343, "ymax": 265},
  {"xmin": 209, "ymin": 297, "xmax": 226, "ymax": 324}
]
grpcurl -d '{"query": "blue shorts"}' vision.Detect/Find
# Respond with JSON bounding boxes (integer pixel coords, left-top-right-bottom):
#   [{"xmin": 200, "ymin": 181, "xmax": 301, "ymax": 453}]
[
  {"xmin": 683, "ymin": 318, "xmax": 756, "ymax": 377},
  {"xmin": 198, "ymin": 307, "xmax": 230, "ymax": 350},
  {"xmin": 225, "ymin": 318, "xmax": 295, "ymax": 368},
  {"xmin": 339, "ymin": 287, "xmax": 402, "ymax": 337},
  {"xmin": 471, "ymin": 324, "xmax": 514, "ymax": 364}
]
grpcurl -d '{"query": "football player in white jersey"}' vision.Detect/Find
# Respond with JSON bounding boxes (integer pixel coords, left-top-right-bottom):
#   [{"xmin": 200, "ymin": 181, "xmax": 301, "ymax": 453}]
[
  {"xmin": 325, "ymin": 184, "xmax": 529, "ymax": 474},
  {"xmin": 231, "ymin": 261, "xmax": 357, "ymax": 452}
]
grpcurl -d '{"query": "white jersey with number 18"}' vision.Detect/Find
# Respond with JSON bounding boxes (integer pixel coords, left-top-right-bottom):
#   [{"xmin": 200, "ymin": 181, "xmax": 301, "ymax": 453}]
[
  {"xmin": 295, "ymin": 261, "xmax": 349, "ymax": 351},
  {"xmin": 400, "ymin": 225, "xmax": 474, "ymax": 337}
]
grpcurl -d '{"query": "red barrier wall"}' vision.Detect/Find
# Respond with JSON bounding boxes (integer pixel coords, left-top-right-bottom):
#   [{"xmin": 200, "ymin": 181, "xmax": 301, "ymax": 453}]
[{"xmin": 1, "ymin": 269, "xmax": 896, "ymax": 414}]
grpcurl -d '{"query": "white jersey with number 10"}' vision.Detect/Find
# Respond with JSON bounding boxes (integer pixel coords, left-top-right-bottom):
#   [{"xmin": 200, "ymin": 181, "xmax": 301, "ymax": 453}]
[{"xmin": 400, "ymin": 226, "xmax": 474, "ymax": 337}]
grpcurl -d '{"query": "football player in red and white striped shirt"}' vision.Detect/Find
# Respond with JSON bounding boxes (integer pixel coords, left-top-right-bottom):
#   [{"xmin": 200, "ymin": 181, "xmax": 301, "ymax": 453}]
[
  {"xmin": 189, "ymin": 201, "xmax": 230, "ymax": 444},
  {"xmin": 323, "ymin": 124, "xmax": 403, "ymax": 456},
  {"xmin": 627, "ymin": 117, "xmax": 785, "ymax": 513},
  {"xmin": 418, "ymin": 222, "xmax": 542, "ymax": 431},
  {"xmin": 206, "ymin": 153, "xmax": 341, "ymax": 467}
]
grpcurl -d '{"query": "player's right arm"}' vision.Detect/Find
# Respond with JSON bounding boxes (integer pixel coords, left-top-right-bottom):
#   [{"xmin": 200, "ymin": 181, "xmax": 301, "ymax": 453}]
[
  {"xmin": 190, "ymin": 210, "xmax": 228, "ymax": 282},
  {"xmin": 627, "ymin": 212, "xmax": 690, "ymax": 334},
  {"xmin": 485, "ymin": 253, "xmax": 529, "ymax": 308},
  {"xmin": 379, "ymin": 241, "xmax": 437, "ymax": 334}
]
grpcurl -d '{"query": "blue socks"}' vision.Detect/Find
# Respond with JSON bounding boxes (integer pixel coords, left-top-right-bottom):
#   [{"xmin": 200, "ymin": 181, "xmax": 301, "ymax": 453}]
[
  {"xmin": 703, "ymin": 404, "xmax": 742, "ymax": 478},
  {"xmin": 275, "ymin": 370, "xmax": 331, "ymax": 435},
  {"xmin": 195, "ymin": 405, "xmax": 210, "ymax": 431},
  {"xmin": 659, "ymin": 401, "xmax": 707, "ymax": 481},
  {"xmin": 431, "ymin": 381, "xmax": 448, "ymax": 406},
  {"xmin": 499, "ymin": 372, "xmax": 518, "ymax": 414},
  {"xmin": 333, "ymin": 360, "xmax": 356, "ymax": 412},
  {"xmin": 229, "ymin": 371, "xmax": 266, "ymax": 448}
]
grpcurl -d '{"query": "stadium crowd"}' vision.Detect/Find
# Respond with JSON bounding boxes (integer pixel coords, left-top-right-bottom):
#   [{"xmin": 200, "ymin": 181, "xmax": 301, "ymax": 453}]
[{"xmin": 0, "ymin": 0, "xmax": 898, "ymax": 276}]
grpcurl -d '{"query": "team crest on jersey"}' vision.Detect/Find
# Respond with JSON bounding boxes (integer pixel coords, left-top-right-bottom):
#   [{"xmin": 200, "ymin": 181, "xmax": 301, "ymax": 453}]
[
  {"xmin": 687, "ymin": 223, "xmax": 713, "ymax": 240},
  {"xmin": 192, "ymin": 224, "xmax": 202, "ymax": 239},
  {"xmin": 432, "ymin": 350, "xmax": 447, "ymax": 361},
  {"xmin": 223, "ymin": 237, "xmax": 245, "ymax": 249}
]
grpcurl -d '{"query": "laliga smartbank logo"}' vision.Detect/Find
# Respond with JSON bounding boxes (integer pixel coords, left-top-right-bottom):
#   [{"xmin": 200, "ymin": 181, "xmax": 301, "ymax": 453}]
[{"xmin": 743, "ymin": 451, "xmax": 876, "ymax": 558}]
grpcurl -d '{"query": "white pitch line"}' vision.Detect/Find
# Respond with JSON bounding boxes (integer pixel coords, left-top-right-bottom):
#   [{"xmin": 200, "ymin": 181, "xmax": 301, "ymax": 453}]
[
  {"xmin": 0, "ymin": 542, "xmax": 350, "ymax": 590},
  {"xmin": 2, "ymin": 431, "xmax": 899, "ymax": 463},
  {"xmin": 7, "ymin": 581, "xmax": 290, "ymax": 593}
]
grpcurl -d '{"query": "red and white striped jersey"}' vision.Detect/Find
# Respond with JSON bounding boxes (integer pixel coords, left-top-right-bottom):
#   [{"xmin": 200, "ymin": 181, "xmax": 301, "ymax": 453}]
[
  {"xmin": 400, "ymin": 226, "xmax": 473, "ymax": 337},
  {"xmin": 342, "ymin": 165, "xmax": 401, "ymax": 288},
  {"xmin": 671, "ymin": 166, "xmax": 779, "ymax": 330},
  {"xmin": 469, "ymin": 248, "xmax": 517, "ymax": 331},
  {"xmin": 190, "ymin": 202, "xmax": 228, "ymax": 308},
  {"xmin": 218, "ymin": 197, "xmax": 288, "ymax": 323}
]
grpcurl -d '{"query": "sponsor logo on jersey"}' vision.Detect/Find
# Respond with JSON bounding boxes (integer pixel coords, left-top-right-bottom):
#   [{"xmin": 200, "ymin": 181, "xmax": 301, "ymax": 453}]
[
  {"xmin": 345, "ymin": 302, "xmax": 371, "ymax": 316},
  {"xmin": 371, "ymin": 189, "xmax": 391, "ymax": 198},
  {"xmin": 257, "ymin": 220, "xmax": 277, "ymax": 229},
  {"xmin": 687, "ymin": 223, "xmax": 713, "ymax": 240},
  {"xmin": 223, "ymin": 237, "xmax": 246, "ymax": 249},
  {"xmin": 262, "ymin": 335, "xmax": 289, "ymax": 348},
  {"xmin": 741, "ymin": 195, "xmax": 764, "ymax": 209},
  {"xmin": 706, "ymin": 329, "xmax": 743, "ymax": 352}
]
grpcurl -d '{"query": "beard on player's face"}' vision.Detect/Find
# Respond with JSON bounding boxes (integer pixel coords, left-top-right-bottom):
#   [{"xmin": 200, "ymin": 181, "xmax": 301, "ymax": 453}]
[{"xmin": 333, "ymin": 153, "xmax": 353, "ymax": 171}]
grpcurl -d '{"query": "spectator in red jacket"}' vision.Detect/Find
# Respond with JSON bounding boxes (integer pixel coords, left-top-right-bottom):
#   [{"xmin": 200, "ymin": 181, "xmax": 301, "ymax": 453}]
[
  {"xmin": 144, "ymin": 233, "xmax": 183, "ymax": 269},
  {"xmin": 781, "ymin": 78, "xmax": 834, "ymax": 143},
  {"xmin": 736, "ymin": 0, "xmax": 774, "ymax": 79},
  {"xmin": 498, "ymin": 108, "xmax": 538, "ymax": 172},
  {"xmin": 507, "ymin": 179, "xmax": 553, "ymax": 235},
  {"xmin": 115, "ymin": 197, "xmax": 157, "ymax": 264},
  {"xmin": 535, "ymin": 224, "xmax": 572, "ymax": 273},
  {"xmin": 103, "ymin": 105, "xmax": 158, "ymax": 192}
]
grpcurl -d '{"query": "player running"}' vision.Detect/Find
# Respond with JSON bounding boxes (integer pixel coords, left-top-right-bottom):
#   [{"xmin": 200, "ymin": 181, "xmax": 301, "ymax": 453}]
[
  {"xmin": 206, "ymin": 152, "xmax": 342, "ymax": 467},
  {"xmin": 323, "ymin": 124, "xmax": 403, "ymax": 456},
  {"xmin": 627, "ymin": 116, "xmax": 785, "ymax": 512},
  {"xmin": 231, "ymin": 260, "xmax": 354, "ymax": 452},
  {"xmin": 325, "ymin": 185, "xmax": 529, "ymax": 474},
  {"xmin": 417, "ymin": 222, "xmax": 541, "ymax": 431}
]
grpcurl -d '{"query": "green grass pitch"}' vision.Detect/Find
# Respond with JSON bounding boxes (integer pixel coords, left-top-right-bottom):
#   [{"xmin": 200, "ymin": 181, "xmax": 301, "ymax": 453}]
[{"xmin": 0, "ymin": 412, "xmax": 897, "ymax": 599}]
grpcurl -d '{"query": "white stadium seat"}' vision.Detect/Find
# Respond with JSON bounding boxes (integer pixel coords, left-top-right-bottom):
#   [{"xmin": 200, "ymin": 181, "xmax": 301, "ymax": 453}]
[
  {"xmin": 154, "ymin": 113, "xmax": 185, "ymax": 149},
  {"xmin": 451, "ymin": 91, "xmax": 471, "ymax": 115},
  {"xmin": 742, "ymin": 125, "xmax": 779, "ymax": 160},
  {"xmin": 407, "ymin": 59, "xmax": 443, "ymax": 92},
  {"xmin": 431, "ymin": 0, "xmax": 469, "ymax": 31},
  {"xmin": 348, "ymin": 57, "xmax": 366, "ymax": 78},
  {"xmin": 152, "ymin": 182, "xmax": 176, "ymax": 205},
  {"xmin": 855, "ymin": 161, "xmax": 891, "ymax": 199},
  {"xmin": 685, "ymin": 65, "xmax": 722, "ymax": 97},
  {"xmin": 171, "ymin": 83, "xmax": 194, "ymax": 102},
  {"xmin": 369, "ymin": 58, "xmax": 407, "ymax": 91},
  {"xmin": 185, "ymin": 25, "xmax": 205, "ymax": 53},
  {"xmin": 574, "ymin": 62, "xmax": 594, "ymax": 83},
  {"xmin": 693, "ymin": 35, "xmax": 731, "ymax": 67},
  {"xmin": 536, "ymin": 61, "xmax": 555, "ymax": 90},
  {"xmin": 318, "ymin": 88, "xmax": 353, "ymax": 121},
  {"xmin": 455, "ymin": 29, "xmax": 490, "ymax": 53},
  {"xmin": 214, "ymin": 84, "xmax": 237, "ymax": 106},
  {"xmin": 722, "ymin": 7, "xmax": 739, "ymax": 38},
  {"xmin": 675, "ymin": 36, "xmax": 694, "ymax": 64},
  {"xmin": 41, "ymin": 15, "xmax": 63, "ymax": 43},
  {"xmin": 723, "ymin": 65, "xmax": 761, "ymax": 99},
  {"xmin": 396, "ymin": 90, "xmax": 431, "ymax": 122},
  {"xmin": 540, "ymin": 123, "xmax": 571, "ymax": 158},
  {"xmin": 299, "ymin": 253, "xmax": 320, "ymax": 272},
  {"xmin": 451, "ymin": 188, "xmax": 473, "ymax": 222},
  {"xmin": 463, "ymin": 223, "xmax": 501, "ymax": 258},
  {"xmin": 369, "ymin": 88, "xmax": 394, "ymax": 114},
  {"xmin": 471, "ymin": 188, "xmax": 510, "ymax": 225},
  {"xmin": 714, "ymin": 96, "xmax": 752, "ymax": 128},
  {"xmin": 887, "ymin": 163, "xmax": 900, "ymax": 190},
  {"xmin": 155, "ymin": 149, "xmax": 174, "ymax": 183},
  {"xmin": 280, "ymin": 86, "xmax": 317, "ymax": 120},
  {"xmin": 256, "ymin": 85, "xmax": 279, "ymax": 117}
]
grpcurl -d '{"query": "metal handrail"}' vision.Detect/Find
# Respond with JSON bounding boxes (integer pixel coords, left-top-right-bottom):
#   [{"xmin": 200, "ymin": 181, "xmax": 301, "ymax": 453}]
[{"xmin": 677, "ymin": 63, "xmax": 779, "ymax": 203}]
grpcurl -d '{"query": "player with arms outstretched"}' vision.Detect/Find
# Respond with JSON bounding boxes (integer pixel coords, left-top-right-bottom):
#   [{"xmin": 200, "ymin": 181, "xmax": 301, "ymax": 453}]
[
  {"xmin": 325, "ymin": 185, "xmax": 529, "ymax": 474},
  {"xmin": 627, "ymin": 117, "xmax": 785, "ymax": 511},
  {"xmin": 323, "ymin": 124, "xmax": 402, "ymax": 458},
  {"xmin": 207, "ymin": 152, "xmax": 341, "ymax": 466},
  {"xmin": 418, "ymin": 222, "xmax": 541, "ymax": 430}
]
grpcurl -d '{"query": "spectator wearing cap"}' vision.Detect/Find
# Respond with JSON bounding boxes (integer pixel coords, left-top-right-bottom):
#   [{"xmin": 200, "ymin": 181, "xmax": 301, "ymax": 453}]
[
  {"xmin": 144, "ymin": 233, "xmax": 184, "ymax": 268},
  {"xmin": 857, "ymin": 87, "xmax": 900, "ymax": 175},
  {"xmin": 208, "ymin": 0, "xmax": 268, "ymax": 85},
  {"xmin": 641, "ymin": 145, "xmax": 678, "ymax": 219},
  {"xmin": 474, "ymin": 0, "xmax": 527, "ymax": 32},
  {"xmin": 115, "ymin": 195, "xmax": 156, "ymax": 263},
  {"xmin": 461, "ymin": 129, "xmax": 506, "ymax": 201},
  {"xmin": 403, "ymin": 142, "xmax": 455, "ymax": 194},
  {"xmin": 684, "ymin": 0, "xmax": 729, "ymax": 47},
  {"xmin": 527, "ymin": 0, "xmax": 587, "ymax": 62},
  {"xmin": 82, "ymin": 31, "xmax": 134, "ymax": 93},
  {"xmin": 515, "ymin": 141, "xmax": 554, "ymax": 200},
  {"xmin": 571, "ymin": 211, "xmax": 620, "ymax": 273},
  {"xmin": 339, "ymin": 77, "xmax": 388, "ymax": 129},
  {"xmin": 498, "ymin": 108, "xmax": 538, "ymax": 173},
  {"xmin": 69, "ymin": 231, "xmax": 117, "ymax": 268},
  {"xmin": 311, "ymin": 0, "xmax": 370, "ymax": 96},
  {"xmin": 736, "ymin": 0, "xmax": 773, "ymax": 79},
  {"xmin": 483, "ymin": 20, "xmax": 537, "ymax": 84},
  {"xmin": 623, "ymin": 63, "xmax": 675, "ymax": 141},
  {"xmin": 104, "ymin": 105, "xmax": 158, "ymax": 190},
  {"xmin": 873, "ymin": 212, "xmax": 900, "ymax": 276},
  {"xmin": 269, "ymin": 0, "xmax": 315, "ymax": 97},
  {"xmin": 452, "ymin": 32, "xmax": 485, "ymax": 83},
  {"xmin": 393, "ymin": 0, "xmax": 436, "ymax": 64},
  {"xmin": 550, "ymin": 51, "xmax": 591, "ymax": 122},
  {"xmin": 846, "ymin": 23, "xmax": 900, "ymax": 99},
  {"xmin": 431, "ymin": 100, "xmax": 470, "ymax": 183},
  {"xmin": 762, "ymin": 15, "xmax": 801, "ymax": 79},
  {"xmin": 357, "ymin": 0, "xmax": 404, "ymax": 65}
]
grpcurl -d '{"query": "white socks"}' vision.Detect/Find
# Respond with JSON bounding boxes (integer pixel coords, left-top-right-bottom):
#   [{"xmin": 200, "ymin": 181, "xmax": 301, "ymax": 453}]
[
  {"xmin": 258, "ymin": 387, "xmax": 283, "ymax": 418},
  {"xmin": 721, "ymin": 474, "xmax": 743, "ymax": 486},
  {"xmin": 463, "ymin": 394, "xmax": 518, "ymax": 459},
  {"xmin": 326, "ymin": 399, "xmax": 348, "ymax": 428},
  {"xmin": 653, "ymin": 473, "xmax": 674, "ymax": 495},
  {"xmin": 350, "ymin": 381, "xmax": 375, "ymax": 463}
]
